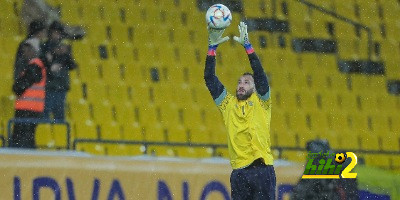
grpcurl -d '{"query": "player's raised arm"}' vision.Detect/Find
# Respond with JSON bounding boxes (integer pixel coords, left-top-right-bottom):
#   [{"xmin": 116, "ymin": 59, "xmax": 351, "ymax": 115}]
[
  {"xmin": 204, "ymin": 28, "xmax": 230, "ymax": 100},
  {"xmin": 234, "ymin": 22, "xmax": 270, "ymax": 100}
]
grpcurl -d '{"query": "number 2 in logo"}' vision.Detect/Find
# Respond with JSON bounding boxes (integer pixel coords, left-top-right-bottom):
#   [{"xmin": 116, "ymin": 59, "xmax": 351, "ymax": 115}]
[{"xmin": 341, "ymin": 152, "xmax": 357, "ymax": 178}]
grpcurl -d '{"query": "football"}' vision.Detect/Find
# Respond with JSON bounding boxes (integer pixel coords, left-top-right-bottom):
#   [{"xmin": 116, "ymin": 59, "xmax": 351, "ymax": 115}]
[
  {"xmin": 205, "ymin": 4, "xmax": 232, "ymax": 30},
  {"xmin": 335, "ymin": 153, "xmax": 346, "ymax": 164}
]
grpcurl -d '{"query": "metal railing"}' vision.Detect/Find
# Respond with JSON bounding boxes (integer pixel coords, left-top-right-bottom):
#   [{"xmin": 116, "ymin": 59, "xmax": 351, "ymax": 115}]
[{"xmin": 7, "ymin": 118, "xmax": 71, "ymax": 149}]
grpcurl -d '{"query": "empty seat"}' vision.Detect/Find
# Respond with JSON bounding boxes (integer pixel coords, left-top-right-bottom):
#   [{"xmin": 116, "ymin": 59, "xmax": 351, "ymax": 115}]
[
  {"xmin": 147, "ymin": 145, "xmax": 175, "ymax": 157},
  {"xmin": 106, "ymin": 143, "xmax": 145, "ymax": 156},
  {"xmin": 173, "ymin": 146, "xmax": 213, "ymax": 158},
  {"xmin": 166, "ymin": 125, "xmax": 188, "ymax": 143},
  {"xmin": 364, "ymin": 154, "xmax": 390, "ymax": 169},
  {"xmin": 35, "ymin": 124, "xmax": 55, "ymax": 149},
  {"xmin": 337, "ymin": 130, "xmax": 359, "ymax": 150},
  {"xmin": 74, "ymin": 121, "xmax": 98, "ymax": 139},
  {"xmin": 76, "ymin": 143, "xmax": 105, "ymax": 155},
  {"xmin": 143, "ymin": 124, "xmax": 165, "ymax": 142},
  {"xmin": 100, "ymin": 122, "xmax": 122, "ymax": 140},
  {"xmin": 281, "ymin": 151, "xmax": 307, "ymax": 164},
  {"xmin": 121, "ymin": 123, "xmax": 144, "ymax": 141},
  {"xmin": 188, "ymin": 125, "xmax": 210, "ymax": 144},
  {"xmin": 359, "ymin": 133, "xmax": 380, "ymax": 151},
  {"xmin": 53, "ymin": 124, "xmax": 68, "ymax": 148},
  {"xmin": 214, "ymin": 148, "xmax": 229, "ymax": 158}
]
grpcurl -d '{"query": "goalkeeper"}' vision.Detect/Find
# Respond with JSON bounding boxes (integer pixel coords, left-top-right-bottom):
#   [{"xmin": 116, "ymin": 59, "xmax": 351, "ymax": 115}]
[{"xmin": 204, "ymin": 22, "xmax": 276, "ymax": 199}]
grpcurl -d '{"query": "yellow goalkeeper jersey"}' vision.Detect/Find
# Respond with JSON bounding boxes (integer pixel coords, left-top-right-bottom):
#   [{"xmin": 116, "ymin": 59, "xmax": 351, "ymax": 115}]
[{"xmin": 215, "ymin": 89, "xmax": 273, "ymax": 169}]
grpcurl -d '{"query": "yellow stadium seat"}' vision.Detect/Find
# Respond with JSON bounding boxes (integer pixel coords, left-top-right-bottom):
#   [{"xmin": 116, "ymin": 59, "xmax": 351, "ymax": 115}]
[
  {"xmin": 181, "ymin": 106, "xmax": 202, "ymax": 129},
  {"xmin": 173, "ymin": 146, "xmax": 213, "ymax": 158},
  {"xmin": 390, "ymin": 155, "xmax": 400, "ymax": 171},
  {"xmin": 298, "ymin": 130, "xmax": 319, "ymax": 149},
  {"xmin": 36, "ymin": 124, "xmax": 55, "ymax": 149},
  {"xmin": 106, "ymin": 144, "xmax": 129, "ymax": 156},
  {"xmin": 114, "ymin": 103, "xmax": 135, "ymax": 125},
  {"xmin": 360, "ymin": 134, "xmax": 380, "ymax": 151},
  {"xmin": 160, "ymin": 105, "xmax": 180, "ymax": 127},
  {"xmin": 210, "ymin": 124, "xmax": 228, "ymax": 145},
  {"xmin": 126, "ymin": 144, "xmax": 146, "ymax": 155},
  {"xmin": 61, "ymin": 2, "xmax": 80, "ymax": 24},
  {"xmin": 379, "ymin": 135, "xmax": 399, "ymax": 152},
  {"xmin": 299, "ymin": 91, "xmax": 317, "ymax": 111},
  {"xmin": 192, "ymin": 85, "xmax": 214, "ymax": 108},
  {"xmin": 143, "ymin": 125, "xmax": 165, "ymax": 142},
  {"xmin": 281, "ymin": 151, "xmax": 307, "ymax": 164},
  {"xmin": 53, "ymin": 124, "xmax": 68, "ymax": 148},
  {"xmin": 336, "ymin": 92, "xmax": 357, "ymax": 113},
  {"xmin": 355, "ymin": 0, "xmax": 380, "ymax": 26},
  {"xmin": 327, "ymin": 113, "xmax": 348, "ymax": 132},
  {"xmin": 188, "ymin": 125, "xmax": 210, "ymax": 144},
  {"xmin": 276, "ymin": 130, "xmax": 297, "ymax": 148},
  {"xmin": 85, "ymin": 81, "xmax": 108, "ymax": 104},
  {"xmin": 100, "ymin": 59, "xmax": 121, "ymax": 84},
  {"xmin": 350, "ymin": 113, "xmax": 369, "ymax": 134},
  {"xmin": 100, "ymin": 122, "xmax": 122, "ymax": 140},
  {"xmin": 318, "ymin": 131, "xmax": 340, "ymax": 150},
  {"xmin": 87, "ymin": 22, "xmax": 108, "ymax": 43},
  {"xmin": 280, "ymin": 90, "xmax": 298, "ymax": 111},
  {"xmin": 318, "ymin": 91, "xmax": 337, "ymax": 112},
  {"xmin": 371, "ymin": 114, "xmax": 390, "ymax": 135},
  {"xmin": 309, "ymin": 111, "xmax": 329, "ymax": 134},
  {"xmin": 334, "ymin": 0, "xmax": 357, "ymax": 21},
  {"xmin": 337, "ymin": 130, "xmax": 359, "ymax": 150},
  {"xmin": 108, "ymin": 86, "xmax": 130, "ymax": 107},
  {"xmin": 337, "ymin": 38, "xmax": 359, "ymax": 60},
  {"xmin": 76, "ymin": 143, "xmax": 105, "ymax": 155},
  {"xmin": 74, "ymin": 121, "xmax": 98, "ymax": 139},
  {"xmin": 330, "ymin": 74, "xmax": 348, "ymax": 92},
  {"xmin": 151, "ymin": 84, "xmax": 173, "ymax": 106},
  {"xmin": 121, "ymin": 122, "xmax": 143, "ymax": 140},
  {"xmin": 91, "ymin": 102, "xmax": 113, "ymax": 123},
  {"xmin": 288, "ymin": 111, "xmax": 308, "ymax": 134},
  {"xmin": 271, "ymin": 109, "xmax": 288, "ymax": 133},
  {"xmin": 243, "ymin": 1, "xmax": 271, "ymax": 18},
  {"xmin": 310, "ymin": 12, "xmax": 332, "ymax": 39},
  {"xmin": 68, "ymin": 100, "xmax": 91, "ymax": 123},
  {"xmin": 215, "ymin": 148, "xmax": 229, "ymax": 158},
  {"xmin": 365, "ymin": 154, "xmax": 390, "ymax": 169},
  {"xmin": 167, "ymin": 125, "xmax": 188, "ymax": 143},
  {"xmin": 147, "ymin": 145, "xmax": 175, "ymax": 157},
  {"xmin": 140, "ymin": 104, "xmax": 161, "ymax": 126}
]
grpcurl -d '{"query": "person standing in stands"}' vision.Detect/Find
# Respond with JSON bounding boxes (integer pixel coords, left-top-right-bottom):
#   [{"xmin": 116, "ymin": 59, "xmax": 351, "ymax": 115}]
[
  {"xmin": 204, "ymin": 22, "xmax": 276, "ymax": 199},
  {"xmin": 41, "ymin": 21, "xmax": 77, "ymax": 121},
  {"xmin": 11, "ymin": 43, "xmax": 47, "ymax": 148},
  {"xmin": 14, "ymin": 20, "xmax": 46, "ymax": 81}
]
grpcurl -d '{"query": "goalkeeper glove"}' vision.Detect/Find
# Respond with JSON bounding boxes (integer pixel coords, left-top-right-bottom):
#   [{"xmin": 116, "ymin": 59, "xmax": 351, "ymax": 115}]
[
  {"xmin": 207, "ymin": 27, "xmax": 229, "ymax": 56},
  {"xmin": 233, "ymin": 22, "xmax": 254, "ymax": 54}
]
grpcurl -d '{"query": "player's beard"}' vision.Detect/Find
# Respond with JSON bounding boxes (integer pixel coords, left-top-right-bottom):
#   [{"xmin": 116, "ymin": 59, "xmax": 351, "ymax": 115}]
[{"xmin": 236, "ymin": 89, "xmax": 253, "ymax": 100}]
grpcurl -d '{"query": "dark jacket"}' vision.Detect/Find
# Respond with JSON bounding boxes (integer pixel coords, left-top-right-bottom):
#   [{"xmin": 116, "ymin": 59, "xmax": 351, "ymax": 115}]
[
  {"xmin": 13, "ymin": 63, "xmax": 42, "ymax": 96},
  {"xmin": 41, "ymin": 41, "xmax": 77, "ymax": 91}
]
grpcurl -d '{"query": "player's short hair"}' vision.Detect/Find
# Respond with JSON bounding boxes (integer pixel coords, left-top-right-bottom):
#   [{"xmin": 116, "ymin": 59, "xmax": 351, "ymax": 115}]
[{"xmin": 242, "ymin": 72, "xmax": 254, "ymax": 79}]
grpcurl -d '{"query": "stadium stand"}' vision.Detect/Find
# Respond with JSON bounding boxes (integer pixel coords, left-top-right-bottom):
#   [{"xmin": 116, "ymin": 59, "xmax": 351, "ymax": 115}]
[{"xmin": 0, "ymin": 0, "xmax": 399, "ymax": 173}]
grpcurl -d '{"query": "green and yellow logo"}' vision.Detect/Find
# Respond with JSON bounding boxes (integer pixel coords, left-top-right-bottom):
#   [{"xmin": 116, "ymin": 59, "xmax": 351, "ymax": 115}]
[{"xmin": 301, "ymin": 151, "xmax": 357, "ymax": 179}]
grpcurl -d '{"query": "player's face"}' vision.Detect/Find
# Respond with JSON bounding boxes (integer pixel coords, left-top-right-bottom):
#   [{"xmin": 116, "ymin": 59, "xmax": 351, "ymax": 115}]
[{"xmin": 236, "ymin": 75, "xmax": 255, "ymax": 100}]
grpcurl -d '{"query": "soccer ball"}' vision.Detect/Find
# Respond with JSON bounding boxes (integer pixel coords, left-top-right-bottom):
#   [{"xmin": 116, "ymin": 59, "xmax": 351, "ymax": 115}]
[
  {"xmin": 335, "ymin": 153, "xmax": 346, "ymax": 164},
  {"xmin": 206, "ymin": 4, "xmax": 232, "ymax": 30}
]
